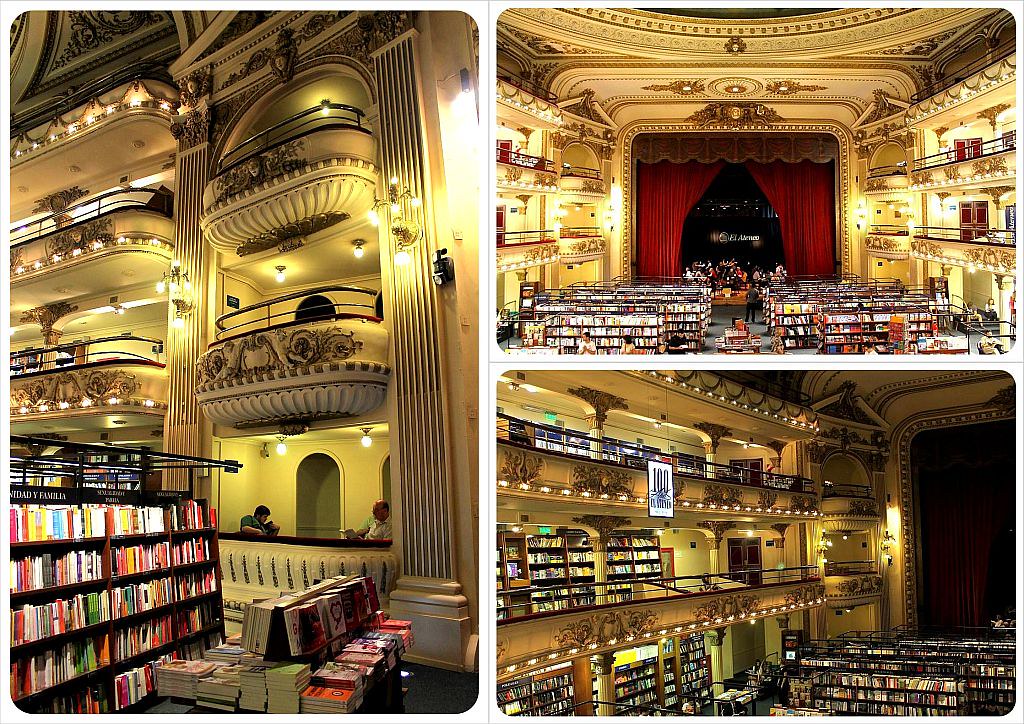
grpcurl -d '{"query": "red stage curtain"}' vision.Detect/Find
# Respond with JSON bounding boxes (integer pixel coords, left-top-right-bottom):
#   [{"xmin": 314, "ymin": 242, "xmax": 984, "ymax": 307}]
[
  {"xmin": 919, "ymin": 468, "xmax": 1006, "ymax": 627},
  {"xmin": 744, "ymin": 160, "xmax": 836, "ymax": 277},
  {"xmin": 635, "ymin": 160, "xmax": 724, "ymax": 278}
]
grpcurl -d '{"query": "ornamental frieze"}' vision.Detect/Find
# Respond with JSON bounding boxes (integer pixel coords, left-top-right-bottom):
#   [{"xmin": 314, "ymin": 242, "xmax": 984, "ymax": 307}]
[
  {"xmin": 10, "ymin": 369, "xmax": 139, "ymax": 410},
  {"xmin": 642, "ymin": 79, "xmax": 706, "ymax": 96},
  {"xmin": 684, "ymin": 102, "xmax": 783, "ymax": 129},
  {"xmin": 962, "ymin": 247, "xmax": 1015, "ymax": 273},
  {"xmin": 834, "ymin": 575, "xmax": 883, "ymax": 597},
  {"xmin": 694, "ymin": 594, "xmax": 761, "ymax": 623},
  {"xmin": 236, "ymin": 211, "xmax": 350, "ymax": 257},
  {"xmin": 552, "ymin": 608, "xmax": 659, "ymax": 650},
  {"xmin": 758, "ymin": 490, "xmax": 779, "ymax": 510},
  {"xmin": 196, "ymin": 325, "xmax": 363, "ymax": 387},
  {"xmin": 571, "ymin": 464, "xmax": 632, "ymax": 498},
  {"xmin": 790, "ymin": 495, "xmax": 819, "ymax": 513},
  {"xmin": 702, "ymin": 484, "xmax": 742, "ymax": 508},
  {"xmin": 45, "ymin": 219, "xmax": 115, "ymax": 260},
  {"xmin": 214, "ymin": 140, "xmax": 308, "ymax": 203},
  {"xmin": 971, "ymin": 157, "xmax": 1008, "ymax": 177},
  {"xmin": 500, "ymin": 450, "xmax": 545, "ymax": 488},
  {"xmin": 564, "ymin": 238, "xmax": 606, "ymax": 256},
  {"xmin": 785, "ymin": 584, "xmax": 826, "ymax": 607},
  {"xmin": 848, "ymin": 499, "xmax": 880, "ymax": 517}
]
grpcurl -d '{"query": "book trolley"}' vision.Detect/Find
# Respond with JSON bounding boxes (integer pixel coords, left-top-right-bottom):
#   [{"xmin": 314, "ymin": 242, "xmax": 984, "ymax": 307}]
[{"xmin": 9, "ymin": 437, "xmax": 236, "ymax": 714}]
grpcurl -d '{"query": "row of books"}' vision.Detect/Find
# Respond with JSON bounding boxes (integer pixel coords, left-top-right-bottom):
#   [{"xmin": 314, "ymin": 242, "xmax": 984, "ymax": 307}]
[
  {"xmin": 111, "ymin": 577, "xmax": 174, "ymax": 616},
  {"xmin": 178, "ymin": 601, "xmax": 218, "ymax": 636},
  {"xmin": 10, "ymin": 550, "xmax": 104, "ymax": 592},
  {"xmin": 170, "ymin": 499, "xmax": 215, "ymax": 530},
  {"xmin": 172, "ymin": 537, "xmax": 211, "ymax": 565},
  {"xmin": 112, "ymin": 614, "xmax": 173, "ymax": 661},
  {"xmin": 113, "ymin": 658, "xmax": 166, "ymax": 709},
  {"xmin": 109, "ymin": 506, "xmax": 166, "ymax": 536},
  {"xmin": 11, "ymin": 590, "xmax": 111, "ymax": 646},
  {"xmin": 174, "ymin": 569, "xmax": 218, "ymax": 601},
  {"xmin": 110, "ymin": 542, "xmax": 170, "ymax": 576},
  {"xmin": 10, "ymin": 504, "xmax": 108, "ymax": 542},
  {"xmin": 10, "ymin": 634, "xmax": 109, "ymax": 698}
]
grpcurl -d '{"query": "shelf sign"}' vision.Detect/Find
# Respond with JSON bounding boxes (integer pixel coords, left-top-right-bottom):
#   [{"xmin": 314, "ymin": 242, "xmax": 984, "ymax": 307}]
[
  {"xmin": 80, "ymin": 487, "xmax": 141, "ymax": 506},
  {"xmin": 226, "ymin": 294, "xmax": 240, "ymax": 309},
  {"xmin": 10, "ymin": 485, "xmax": 79, "ymax": 504},
  {"xmin": 647, "ymin": 460, "xmax": 674, "ymax": 518}
]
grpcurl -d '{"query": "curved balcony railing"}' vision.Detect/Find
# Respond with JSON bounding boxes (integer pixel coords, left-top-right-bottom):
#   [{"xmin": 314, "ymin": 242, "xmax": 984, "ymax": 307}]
[
  {"xmin": 213, "ymin": 286, "xmax": 380, "ymax": 342},
  {"xmin": 497, "ymin": 70, "xmax": 557, "ymax": 104},
  {"xmin": 912, "ymin": 132, "xmax": 1016, "ymax": 172},
  {"xmin": 868, "ymin": 224, "xmax": 910, "ymax": 237},
  {"xmin": 866, "ymin": 163, "xmax": 907, "ymax": 179},
  {"xmin": 496, "ymin": 145, "xmax": 556, "ymax": 173},
  {"xmin": 10, "ymin": 188, "xmax": 173, "ymax": 247},
  {"xmin": 824, "ymin": 560, "xmax": 878, "ymax": 577},
  {"xmin": 497, "ymin": 566, "xmax": 820, "ymax": 622},
  {"xmin": 559, "ymin": 226, "xmax": 603, "ymax": 238},
  {"xmin": 560, "ymin": 164, "xmax": 602, "ymax": 180},
  {"xmin": 910, "ymin": 43, "xmax": 1015, "ymax": 103},
  {"xmin": 497, "ymin": 229, "xmax": 558, "ymax": 248},
  {"xmin": 10, "ymin": 335, "xmax": 164, "ymax": 376},
  {"xmin": 216, "ymin": 103, "xmax": 368, "ymax": 177},
  {"xmin": 497, "ymin": 413, "xmax": 815, "ymax": 493},
  {"xmin": 913, "ymin": 226, "xmax": 1015, "ymax": 246},
  {"xmin": 822, "ymin": 482, "xmax": 873, "ymax": 499}
]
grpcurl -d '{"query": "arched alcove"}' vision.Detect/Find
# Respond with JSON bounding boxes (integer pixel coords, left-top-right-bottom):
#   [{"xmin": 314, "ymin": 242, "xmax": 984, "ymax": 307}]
[
  {"xmin": 381, "ymin": 456, "xmax": 392, "ymax": 508},
  {"xmin": 562, "ymin": 142, "xmax": 601, "ymax": 170},
  {"xmin": 295, "ymin": 453, "xmax": 342, "ymax": 538},
  {"xmin": 869, "ymin": 142, "xmax": 907, "ymax": 172},
  {"xmin": 821, "ymin": 453, "xmax": 870, "ymax": 487},
  {"xmin": 294, "ymin": 294, "xmax": 336, "ymax": 323}
]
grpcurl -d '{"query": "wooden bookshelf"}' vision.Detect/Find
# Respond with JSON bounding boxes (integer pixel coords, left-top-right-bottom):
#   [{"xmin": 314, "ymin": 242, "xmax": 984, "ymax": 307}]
[
  {"xmin": 497, "ymin": 665, "xmax": 576, "ymax": 716},
  {"xmin": 613, "ymin": 656, "xmax": 659, "ymax": 713},
  {"xmin": 9, "ymin": 498, "xmax": 225, "ymax": 713}
]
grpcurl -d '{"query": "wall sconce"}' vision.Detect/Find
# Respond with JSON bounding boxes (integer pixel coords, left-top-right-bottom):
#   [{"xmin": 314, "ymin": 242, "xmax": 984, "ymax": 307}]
[
  {"xmin": 855, "ymin": 202, "xmax": 867, "ymax": 230},
  {"xmin": 157, "ymin": 260, "xmax": 193, "ymax": 329},
  {"xmin": 881, "ymin": 530, "xmax": 896, "ymax": 566},
  {"xmin": 816, "ymin": 532, "xmax": 833, "ymax": 562},
  {"xmin": 369, "ymin": 176, "xmax": 422, "ymax": 266}
]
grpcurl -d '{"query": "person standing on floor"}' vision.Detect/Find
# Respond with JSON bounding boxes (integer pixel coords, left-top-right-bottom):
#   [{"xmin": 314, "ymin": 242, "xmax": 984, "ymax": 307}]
[
  {"xmin": 745, "ymin": 284, "xmax": 761, "ymax": 323},
  {"xmin": 577, "ymin": 331, "xmax": 598, "ymax": 355}
]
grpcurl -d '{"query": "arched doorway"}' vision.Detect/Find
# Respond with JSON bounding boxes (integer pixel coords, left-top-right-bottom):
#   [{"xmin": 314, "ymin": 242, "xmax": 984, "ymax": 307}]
[
  {"xmin": 295, "ymin": 453, "xmax": 342, "ymax": 538},
  {"xmin": 294, "ymin": 294, "xmax": 335, "ymax": 323}
]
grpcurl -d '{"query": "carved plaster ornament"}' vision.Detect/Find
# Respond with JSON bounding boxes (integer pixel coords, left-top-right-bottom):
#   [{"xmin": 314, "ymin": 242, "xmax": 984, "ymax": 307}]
[
  {"xmin": 684, "ymin": 102, "xmax": 782, "ymax": 129},
  {"xmin": 642, "ymin": 79, "xmax": 706, "ymax": 96},
  {"xmin": 33, "ymin": 186, "xmax": 89, "ymax": 216},
  {"xmin": 20, "ymin": 302, "xmax": 79, "ymax": 346},
  {"xmin": 566, "ymin": 386, "xmax": 628, "ymax": 427},
  {"xmin": 694, "ymin": 422, "xmax": 731, "ymax": 454},
  {"xmin": 571, "ymin": 464, "xmax": 632, "ymax": 498},
  {"xmin": 571, "ymin": 515, "xmax": 631, "ymax": 546},
  {"xmin": 500, "ymin": 450, "xmax": 544, "ymax": 487},
  {"xmin": 698, "ymin": 520, "xmax": 737, "ymax": 548}
]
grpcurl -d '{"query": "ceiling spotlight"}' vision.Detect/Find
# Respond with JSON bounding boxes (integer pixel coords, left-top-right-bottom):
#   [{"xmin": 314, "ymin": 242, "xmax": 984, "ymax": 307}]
[
  {"xmin": 275, "ymin": 266, "xmax": 286, "ymax": 283},
  {"xmin": 276, "ymin": 436, "xmax": 288, "ymax": 455},
  {"xmin": 360, "ymin": 427, "xmax": 373, "ymax": 448},
  {"xmin": 353, "ymin": 240, "xmax": 365, "ymax": 259}
]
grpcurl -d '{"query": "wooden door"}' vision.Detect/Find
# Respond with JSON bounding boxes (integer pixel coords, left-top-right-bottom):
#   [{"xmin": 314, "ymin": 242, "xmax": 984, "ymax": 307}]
[
  {"xmin": 959, "ymin": 201, "xmax": 989, "ymax": 242},
  {"xmin": 496, "ymin": 205, "xmax": 506, "ymax": 247},
  {"xmin": 727, "ymin": 537, "xmax": 763, "ymax": 586},
  {"xmin": 954, "ymin": 137, "xmax": 982, "ymax": 161},
  {"xmin": 729, "ymin": 458, "xmax": 764, "ymax": 487}
]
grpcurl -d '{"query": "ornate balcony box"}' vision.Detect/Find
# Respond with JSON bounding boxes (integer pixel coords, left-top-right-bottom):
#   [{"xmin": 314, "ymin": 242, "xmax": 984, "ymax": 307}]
[
  {"xmin": 824, "ymin": 573, "xmax": 883, "ymax": 606},
  {"xmin": 908, "ymin": 148, "xmax": 1015, "ymax": 192},
  {"xmin": 910, "ymin": 238, "xmax": 1016, "ymax": 275},
  {"xmin": 496, "ymin": 77, "xmax": 563, "ymax": 131},
  {"xmin": 558, "ymin": 173, "xmax": 606, "ymax": 202},
  {"xmin": 10, "ymin": 360, "xmax": 167, "ymax": 433},
  {"xmin": 862, "ymin": 174, "xmax": 908, "ymax": 195},
  {"xmin": 195, "ymin": 316, "xmax": 390, "ymax": 428},
  {"xmin": 218, "ymin": 535, "xmax": 399, "ymax": 625},
  {"xmin": 821, "ymin": 495, "xmax": 881, "ymax": 533},
  {"xmin": 10, "ymin": 189, "xmax": 174, "ymax": 299},
  {"xmin": 496, "ymin": 240, "xmax": 560, "ymax": 273},
  {"xmin": 864, "ymin": 235, "xmax": 910, "ymax": 260},
  {"xmin": 558, "ymin": 234, "xmax": 606, "ymax": 264},
  {"xmin": 201, "ymin": 126, "xmax": 378, "ymax": 258}
]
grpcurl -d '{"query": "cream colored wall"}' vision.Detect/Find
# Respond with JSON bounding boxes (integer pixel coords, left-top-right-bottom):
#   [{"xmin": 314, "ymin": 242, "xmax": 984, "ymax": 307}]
[
  {"xmin": 659, "ymin": 528, "xmax": 713, "ymax": 579},
  {"xmin": 827, "ymin": 602, "xmax": 876, "ymax": 637},
  {"xmin": 212, "ymin": 437, "xmax": 390, "ymax": 536},
  {"xmin": 559, "ymin": 259, "xmax": 602, "ymax": 287}
]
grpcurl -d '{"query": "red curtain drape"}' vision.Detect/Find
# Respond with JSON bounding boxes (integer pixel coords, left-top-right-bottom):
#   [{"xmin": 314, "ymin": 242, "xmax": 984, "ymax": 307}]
[
  {"xmin": 635, "ymin": 160, "xmax": 724, "ymax": 278},
  {"xmin": 920, "ymin": 468, "xmax": 1005, "ymax": 627},
  {"xmin": 744, "ymin": 160, "xmax": 836, "ymax": 277}
]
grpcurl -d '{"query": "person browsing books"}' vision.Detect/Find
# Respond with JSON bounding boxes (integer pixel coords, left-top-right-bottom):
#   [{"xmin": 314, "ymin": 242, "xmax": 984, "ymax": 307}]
[
  {"xmin": 349, "ymin": 499, "xmax": 393, "ymax": 540},
  {"xmin": 577, "ymin": 331, "xmax": 597, "ymax": 355},
  {"xmin": 240, "ymin": 505, "xmax": 280, "ymax": 536}
]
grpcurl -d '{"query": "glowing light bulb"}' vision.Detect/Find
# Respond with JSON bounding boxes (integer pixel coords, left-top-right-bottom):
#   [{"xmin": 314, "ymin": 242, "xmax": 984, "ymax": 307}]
[
  {"xmin": 275, "ymin": 266, "xmax": 286, "ymax": 283},
  {"xmin": 361, "ymin": 432, "xmax": 372, "ymax": 448},
  {"xmin": 172, "ymin": 316, "xmax": 185, "ymax": 329},
  {"xmin": 276, "ymin": 441, "xmax": 287, "ymax": 455},
  {"xmin": 156, "ymin": 280, "xmax": 165, "ymax": 294},
  {"xmin": 394, "ymin": 248, "xmax": 411, "ymax": 266},
  {"xmin": 367, "ymin": 209, "xmax": 380, "ymax": 226},
  {"xmin": 353, "ymin": 245, "xmax": 365, "ymax": 259}
]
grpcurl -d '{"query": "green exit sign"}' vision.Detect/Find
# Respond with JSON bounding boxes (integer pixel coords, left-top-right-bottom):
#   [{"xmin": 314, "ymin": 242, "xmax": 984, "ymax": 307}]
[
  {"xmin": 544, "ymin": 411, "xmax": 557, "ymax": 422},
  {"xmin": 537, "ymin": 526, "xmax": 552, "ymax": 535}
]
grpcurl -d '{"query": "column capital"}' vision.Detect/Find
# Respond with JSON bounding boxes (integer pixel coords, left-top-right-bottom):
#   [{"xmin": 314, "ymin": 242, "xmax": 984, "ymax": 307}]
[
  {"xmin": 568, "ymin": 386, "xmax": 629, "ymax": 427},
  {"xmin": 695, "ymin": 422, "xmax": 732, "ymax": 454},
  {"xmin": 20, "ymin": 302, "xmax": 79, "ymax": 346},
  {"xmin": 574, "ymin": 515, "xmax": 631, "ymax": 549},
  {"xmin": 775, "ymin": 614, "xmax": 792, "ymax": 629},
  {"xmin": 705, "ymin": 626, "xmax": 728, "ymax": 648},
  {"xmin": 699, "ymin": 520, "xmax": 737, "ymax": 549}
]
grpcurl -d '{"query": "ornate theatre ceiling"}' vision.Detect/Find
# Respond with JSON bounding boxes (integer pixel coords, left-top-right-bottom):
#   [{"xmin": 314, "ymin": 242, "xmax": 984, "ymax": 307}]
[{"xmin": 497, "ymin": 7, "xmax": 1014, "ymax": 128}]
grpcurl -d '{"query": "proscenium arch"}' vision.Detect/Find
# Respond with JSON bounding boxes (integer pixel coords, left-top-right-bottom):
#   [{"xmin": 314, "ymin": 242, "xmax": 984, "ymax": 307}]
[
  {"xmin": 212, "ymin": 63, "xmax": 376, "ymax": 169},
  {"xmin": 618, "ymin": 121, "xmax": 855, "ymax": 279}
]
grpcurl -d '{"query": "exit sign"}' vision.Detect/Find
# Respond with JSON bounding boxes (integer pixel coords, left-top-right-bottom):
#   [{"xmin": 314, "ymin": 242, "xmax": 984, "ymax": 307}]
[
  {"xmin": 544, "ymin": 411, "xmax": 556, "ymax": 422},
  {"xmin": 537, "ymin": 526, "xmax": 552, "ymax": 535}
]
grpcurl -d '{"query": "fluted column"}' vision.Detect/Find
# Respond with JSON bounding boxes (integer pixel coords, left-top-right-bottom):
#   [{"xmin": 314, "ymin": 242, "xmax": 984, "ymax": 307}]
[
  {"xmin": 371, "ymin": 25, "xmax": 472, "ymax": 671},
  {"xmin": 586, "ymin": 413, "xmax": 603, "ymax": 461},
  {"xmin": 164, "ymin": 101, "xmax": 212, "ymax": 490},
  {"xmin": 593, "ymin": 651, "xmax": 615, "ymax": 716},
  {"xmin": 705, "ymin": 627, "xmax": 727, "ymax": 683}
]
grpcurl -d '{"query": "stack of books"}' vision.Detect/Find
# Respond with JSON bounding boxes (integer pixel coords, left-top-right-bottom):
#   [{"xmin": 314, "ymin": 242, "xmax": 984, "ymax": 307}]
[
  {"xmin": 378, "ymin": 618, "xmax": 414, "ymax": 649},
  {"xmin": 299, "ymin": 685, "xmax": 361, "ymax": 713},
  {"xmin": 265, "ymin": 662, "xmax": 311, "ymax": 714},
  {"xmin": 196, "ymin": 664, "xmax": 243, "ymax": 711},
  {"xmin": 311, "ymin": 662, "xmax": 366, "ymax": 700},
  {"xmin": 205, "ymin": 640, "xmax": 245, "ymax": 665},
  {"xmin": 284, "ymin": 601, "xmax": 328, "ymax": 655},
  {"xmin": 155, "ymin": 659, "xmax": 217, "ymax": 699},
  {"xmin": 238, "ymin": 664, "xmax": 270, "ymax": 711}
]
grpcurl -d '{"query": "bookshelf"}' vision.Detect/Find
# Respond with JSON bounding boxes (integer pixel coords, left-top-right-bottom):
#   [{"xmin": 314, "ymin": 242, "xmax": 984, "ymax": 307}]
[
  {"xmin": 497, "ymin": 665, "xmax": 576, "ymax": 716},
  {"xmin": 677, "ymin": 633, "xmax": 712, "ymax": 707},
  {"xmin": 819, "ymin": 307, "xmax": 936, "ymax": 354},
  {"xmin": 812, "ymin": 673, "xmax": 965, "ymax": 715},
  {"xmin": 565, "ymin": 531, "xmax": 596, "ymax": 607},
  {"xmin": 543, "ymin": 314, "xmax": 663, "ymax": 354},
  {"xmin": 613, "ymin": 656, "xmax": 659, "ymax": 713},
  {"xmin": 9, "ymin": 498, "xmax": 225, "ymax": 713},
  {"xmin": 660, "ymin": 637, "xmax": 679, "ymax": 710}
]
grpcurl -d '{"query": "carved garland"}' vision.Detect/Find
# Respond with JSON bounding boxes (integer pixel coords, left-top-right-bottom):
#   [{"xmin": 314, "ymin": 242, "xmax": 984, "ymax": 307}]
[
  {"xmin": 500, "ymin": 450, "xmax": 545, "ymax": 488},
  {"xmin": 196, "ymin": 325, "xmax": 363, "ymax": 387},
  {"xmin": 572, "ymin": 464, "xmax": 632, "ymax": 498},
  {"xmin": 11, "ymin": 370, "xmax": 139, "ymax": 410}
]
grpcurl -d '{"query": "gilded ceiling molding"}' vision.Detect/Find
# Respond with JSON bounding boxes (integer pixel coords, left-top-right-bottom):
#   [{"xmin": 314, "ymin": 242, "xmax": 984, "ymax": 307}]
[
  {"xmin": 894, "ymin": 406, "xmax": 1014, "ymax": 628},
  {"xmin": 684, "ymin": 102, "xmax": 784, "ymax": 129},
  {"xmin": 641, "ymin": 79, "xmax": 706, "ymax": 96},
  {"xmin": 619, "ymin": 120, "xmax": 853, "ymax": 277},
  {"xmin": 766, "ymin": 80, "xmax": 827, "ymax": 95}
]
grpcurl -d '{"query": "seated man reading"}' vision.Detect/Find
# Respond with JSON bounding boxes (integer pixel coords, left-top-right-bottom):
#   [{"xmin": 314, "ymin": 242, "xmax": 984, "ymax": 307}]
[{"xmin": 240, "ymin": 505, "xmax": 280, "ymax": 536}]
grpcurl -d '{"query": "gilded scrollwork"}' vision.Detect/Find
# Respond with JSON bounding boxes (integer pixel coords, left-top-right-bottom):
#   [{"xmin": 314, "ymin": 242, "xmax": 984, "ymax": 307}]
[
  {"xmin": 552, "ymin": 608, "xmax": 659, "ymax": 650},
  {"xmin": 694, "ymin": 594, "xmax": 760, "ymax": 623},
  {"xmin": 684, "ymin": 102, "xmax": 783, "ymax": 129},
  {"xmin": 215, "ymin": 140, "xmax": 308, "ymax": 202},
  {"xmin": 10, "ymin": 369, "xmax": 139, "ymax": 410},
  {"xmin": 45, "ymin": 219, "xmax": 115, "ymax": 259},
  {"xmin": 702, "ymin": 484, "xmax": 742, "ymax": 508},
  {"xmin": 835, "ymin": 576, "xmax": 882, "ymax": 596},
  {"xmin": 196, "ymin": 325, "xmax": 364, "ymax": 387},
  {"xmin": 500, "ymin": 450, "xmax": 545, "ymax": 488},
  {"xmin": 571, "ymin": 464, "xmax": 632, "ymax": 498}
]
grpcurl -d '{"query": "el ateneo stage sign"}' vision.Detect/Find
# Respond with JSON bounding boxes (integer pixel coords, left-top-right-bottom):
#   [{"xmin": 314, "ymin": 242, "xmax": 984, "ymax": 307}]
[{"xmin": 648, "ymin": 460, "xmax": 675, "ymax": 518}]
